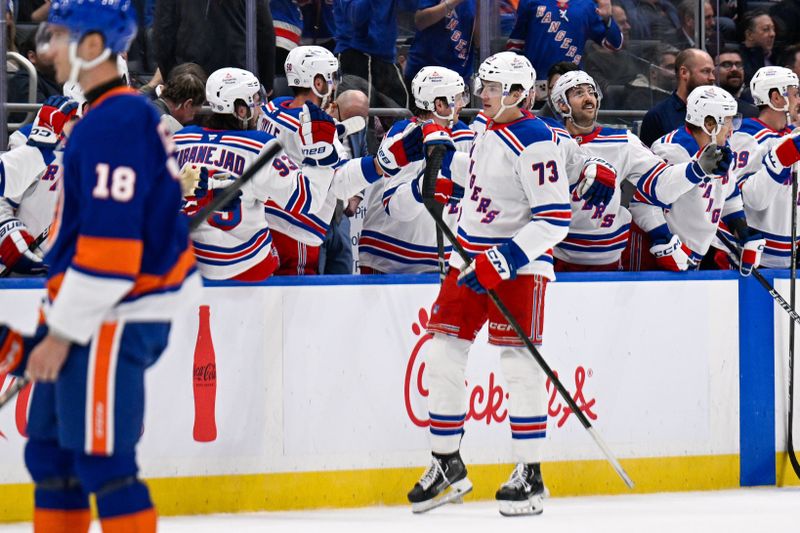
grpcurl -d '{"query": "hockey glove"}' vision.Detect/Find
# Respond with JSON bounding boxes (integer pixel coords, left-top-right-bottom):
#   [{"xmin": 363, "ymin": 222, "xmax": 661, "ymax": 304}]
[
  {"xmin": 0, "ymin": 219, "xmax": 46, "ymax": 275},
  {"xmin": 692, "ymin": 143, "xmax": 734, "ymax": 180},
  {"xmin": 457, "ymin": 242, "xmax": 526, "ymax": 294},
  {"xmin": 739, "ymin": 232, "xmax": 766, "ymax": 277},
  {"xmin": 763, "ymin": 134, "xmax": 800, "ymax": 183},
  {"xmin": 576, "ymin": 157, "xmax": 617, "ymax": 208},
  {"xmin": 27, "ymin": 96, "xmax": 79, "ymax": 150},
  {"xmin": 0, "ymin": 325, "xmax": 25, "ymax": 376},
  {"xmin": 412, "ymin": 174, "xmax": 464, "ymax": 205},
  {"xmin": 421, "ymin": 121, "xmax": 456, "ymax": 152},
  {"xmin": 376, "ymin": 124, "xmax": 424, "ymax": 176},
  {"xmin": 299, "ymin": 101, "xmax": 339, "ymax": 167},
  {"xmin": 648, "ymin": 228, "xmax": 695, "ymax": 272}
]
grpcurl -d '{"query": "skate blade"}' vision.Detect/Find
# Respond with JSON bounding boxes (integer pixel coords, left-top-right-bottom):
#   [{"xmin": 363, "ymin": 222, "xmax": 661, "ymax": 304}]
[
  {"xmin": 411, "ymin": 478, "xmax": 473, "ymax": 514},
  {"xmin": 498, "ymin": 494, "xmax": 544, "ymax": 517}
]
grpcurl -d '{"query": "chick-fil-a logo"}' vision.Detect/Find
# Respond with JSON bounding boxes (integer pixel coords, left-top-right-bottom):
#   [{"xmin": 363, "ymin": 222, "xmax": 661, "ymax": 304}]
[
  {"xmin": 404, "ymin": 308, "xmax": 598, "ymax": 429},
  {"xmin": 0, "ymin": 372, "xmax": 32, "ymax": 439}
]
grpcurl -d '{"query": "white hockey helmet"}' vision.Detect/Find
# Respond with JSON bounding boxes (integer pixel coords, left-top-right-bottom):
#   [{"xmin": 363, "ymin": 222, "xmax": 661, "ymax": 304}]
[
  {"xmin": 549, "ymin": 70, "xmax": 602, "ymax": 120},
  {"xmin": 685, "ymin": 85, "xmax": 739, "ymax": 137},
  {"xmin": 750, "ymin": 66, "xmax": 799, "ymax": 111},
  {"xmin": 412, "ymin": 66, "xmax": 467, "ymax": 124},
  {"xmin": 62, "ymin": 80, "xmax": 87, "ymax": 117},
  {"xmin": 285, "ymin": 45, "xmax": 339, "ymax": 100},
  {"xmin": 206, "ymin": 67, "xmax": 261, "ymax": 119},
  {"xmin": 475, "ymin": 51, "xmax": 535, "ymax": 118}
]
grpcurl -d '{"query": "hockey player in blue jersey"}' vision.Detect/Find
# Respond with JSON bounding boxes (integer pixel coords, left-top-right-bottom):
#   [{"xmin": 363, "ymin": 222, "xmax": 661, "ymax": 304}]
[
  {"xmin": 4, "ymin": 1, "xmax": 201, "ymax": 531},
  {"xmin": 507, "ymin": 0, "xmax": 623, "ymax": 101}
]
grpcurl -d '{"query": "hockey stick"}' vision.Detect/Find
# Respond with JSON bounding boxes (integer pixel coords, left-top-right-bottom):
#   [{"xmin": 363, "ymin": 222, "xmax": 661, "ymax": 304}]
[
  {"xmin": 717, "ymin": 226, "xmax": 800, "ymax": 478},
  {"xmin": 188, "ymin": 140, "xmax": 283, "ymax": 232},
  {"xmin": 789, "ymin": 161, "xmax": 800, "ymax": 480},
  {"xmin": 715, "ymin": 231, "xmax": 800, "ymax": 326},
  {"xmin": 0, "ymin": 376, "xmax": 29, "ymax": 410},
  {"xmin": 422, "ymin": 145, "xmax": 634, "ymax": 489},
  {"xmin": 0, "ymin": 225, "xmax": 50, "ymax": 279}
]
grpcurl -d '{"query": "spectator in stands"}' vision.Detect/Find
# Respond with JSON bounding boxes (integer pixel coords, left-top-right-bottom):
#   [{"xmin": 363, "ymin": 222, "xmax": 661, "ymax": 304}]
[
  {"xmin": 619, "ymin": 0, "xmax": 680, "ymax": 42},
  {"xmin": 404, "ymin": 0, "xmax": 476, "ymax": 91},
  {"xmin": 624, "ymin": 43, "xmax": 678, "ymax": 111},
  {"xmin": 334, "ymin": 0, "xmax": 408, "ymax": 108},
  {"xmin": 584, "ymin": 2, "xmax": 641, "ymax": 99},
  {"xmin": 272, "ymin": 0, "xmax": 303, "ymax": 77},
  {"xmin": 740, "ymin": 10, "xmax": 776, "ymax": 86},
  {"xmin": 770, "ymin": 0, "xmax": 800, "ymax": 58},
  {"xmin": 507, "ymin": 0, "xmax": 622, "ymax": 102},
  {"xmin": 318, "ymin": 89, "xmax": 369, "ymax": 275},
  {"xmin": 153, "ymin": 0, "xmax": 276, "ymax": 96},
  {"xmin": 8, "ymin": 27, "xmax": 61, "ymax": 123},
  {"xmin": 675, "ymin": 0, "xmax": 714, "ymax": 50},
  {"xmin": 301, "ymin": 0, "xmax": 336, "ymax": 50},
  {"xmin": 639, "ymin": 48, "xmax": 714, "ymax": 146},
  {"xmin": 16, "ymin": 0, "xmax": 49, "ymax": 22},
  {"xmin": 784, "ymin": 44, "xmax": 800, "ymax": 80},
  {"xmin": 152, "ymin": 62, "xmax": 207, "ymax": 134},
  {"xmin": 716, "ymin": 47, "xmax": 758, "ymax": 118}
]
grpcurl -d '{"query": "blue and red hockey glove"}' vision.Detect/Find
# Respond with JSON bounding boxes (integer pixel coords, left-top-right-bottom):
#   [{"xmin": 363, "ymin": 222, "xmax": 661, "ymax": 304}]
[
  {"xmin": 27, "ymin": 95, "xmax": 79, "ymax": 150},
  {"xmin": 299, "ymin": 100, "xmax": 340, "ymax": 167},
  {"xmin": 576, "ymin": 157, "xmax": 617, "ymax": 208},
  {"xmin": 376, "ymin": 124, "xmax": 424, "ymax": 176},
  {"xmin": 647, "ymin": 225, "xmax": 696, "ymax": 271},
  {"xmin": 739, "ymin": 232, "xmax": 765, "ymax": 276},
  {"xmin": 457, "ymin": 241, "xmax": 527, "ymax": 294},
  {"xmin": 0, "ymin": 218, "xmax": 46, "ymax": 275}
]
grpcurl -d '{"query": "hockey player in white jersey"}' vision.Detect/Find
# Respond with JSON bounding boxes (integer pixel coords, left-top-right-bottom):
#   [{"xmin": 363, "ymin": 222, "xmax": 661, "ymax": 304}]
[
  {"xmin": 548, "ymin": 71, "xmax": 726, "ymax": 271},
  {"xmin": 407, "ymin": 52, "xmax": 569, "ymax": 517},
  {"xmin": 178, "ymin": 66, "xmax": 421, "ymax": 280},
  {"xmin": 258, "ymin": 45, "xmax": 342, "ymax": 275},
  {"xmin": 724, "ymin": 67, "xmax": 800, "ymax": 269},
  {"xmin": 628, "ymin": 86, "xmax": 764, "ymax": 273},
  {"xmin": 0, "ymin": 95, "xmax": 79, "ymax": 275},
  {"xmin": 359, "ymin": 66, "xmax": 474, "ymax": 274}
]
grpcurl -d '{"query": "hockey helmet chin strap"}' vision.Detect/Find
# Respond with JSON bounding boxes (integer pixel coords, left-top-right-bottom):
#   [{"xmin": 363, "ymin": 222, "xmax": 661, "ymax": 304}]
[
  {"xmin": 491, "ymin": 90, "xmax": 526, "ymax": 120},
  {"xmin": 311, "ymin": 73, "xmax": 336, "ymax": 108},
  {"xmin": 68, "ymin": 41, "xmax": 111, "ymax": 85}
]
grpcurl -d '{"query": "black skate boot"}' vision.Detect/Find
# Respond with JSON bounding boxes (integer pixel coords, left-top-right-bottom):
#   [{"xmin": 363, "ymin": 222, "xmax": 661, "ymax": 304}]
[
  {"xmin": 407, "ymin": 451, "xmax": 473, "ymax": 513},
  {"xmin": 496, "ymin": 463, "xmax": 544, "ymax": 516}
]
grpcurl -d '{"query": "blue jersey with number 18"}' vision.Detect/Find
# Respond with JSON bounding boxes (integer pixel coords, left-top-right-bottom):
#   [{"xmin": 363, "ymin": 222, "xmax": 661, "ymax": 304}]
[{"xmin": 44, "ymin": 87, "xmax": 200, "ymax": 346}]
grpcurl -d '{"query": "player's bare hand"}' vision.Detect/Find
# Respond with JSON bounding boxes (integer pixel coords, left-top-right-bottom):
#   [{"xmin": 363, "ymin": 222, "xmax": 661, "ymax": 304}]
[
  {"xmin": 345, "ymin": 196, "xmax": 362, "ymax": 217},
  {"xmin": 25, "ymin": 334, "xmax": 70, "ymax": 382},
  {"xmin": 595, "ymin": 0, "xmax": 612, "ymax": 21}
]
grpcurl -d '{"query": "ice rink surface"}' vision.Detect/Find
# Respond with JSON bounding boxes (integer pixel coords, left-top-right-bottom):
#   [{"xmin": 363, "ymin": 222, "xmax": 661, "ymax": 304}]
[{"xmin": 1, "ymin": 488, "xmax": 798, "ymax": 533}]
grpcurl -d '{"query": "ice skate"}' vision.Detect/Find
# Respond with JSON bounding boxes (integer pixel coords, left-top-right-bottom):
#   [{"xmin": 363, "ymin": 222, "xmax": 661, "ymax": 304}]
[
  {"xmin": 407, "ymin": 452, "xmax": 472, "ymax": 513},
  {"xmin": 496, "ymin": 463, "xmax": 544, "ymax": 516}
]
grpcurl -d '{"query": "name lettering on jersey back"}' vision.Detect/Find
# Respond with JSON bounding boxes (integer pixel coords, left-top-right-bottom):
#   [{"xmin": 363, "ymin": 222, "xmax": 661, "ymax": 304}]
[{"xmin": 177, "ymin": 145, "xmax": 246, "ymax": 176}]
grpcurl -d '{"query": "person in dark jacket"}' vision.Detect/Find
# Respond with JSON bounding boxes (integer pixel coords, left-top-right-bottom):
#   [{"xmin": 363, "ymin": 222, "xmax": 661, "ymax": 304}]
[
  {"xmin": 739, "ymin": 9, "xmax": 776, "ymax": 86},
  {"xmin": 153, "ymin": 0, "xmax": 276, "ymax": 95}
]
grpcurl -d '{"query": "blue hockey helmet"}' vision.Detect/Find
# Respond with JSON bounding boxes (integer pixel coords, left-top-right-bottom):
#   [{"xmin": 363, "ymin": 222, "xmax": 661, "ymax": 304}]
[{"xmin": 48, "ymin": 0, "xmax": 137, "ymax": 55}]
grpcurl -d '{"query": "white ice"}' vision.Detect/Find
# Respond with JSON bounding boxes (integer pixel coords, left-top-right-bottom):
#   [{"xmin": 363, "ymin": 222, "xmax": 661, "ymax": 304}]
[{"xmin": 1, "ymin": 488, "xmax": 798, "ymax": 533}]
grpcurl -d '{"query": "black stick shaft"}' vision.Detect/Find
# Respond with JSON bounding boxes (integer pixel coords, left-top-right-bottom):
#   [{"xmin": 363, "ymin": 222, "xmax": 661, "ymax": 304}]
[
  {"xmin": 188, "ymin": 141, "xmax": 283, "ymax": 232},
  {"xmin": 422, "ymin": 145, "xmax": 633, "ymax": 488}
]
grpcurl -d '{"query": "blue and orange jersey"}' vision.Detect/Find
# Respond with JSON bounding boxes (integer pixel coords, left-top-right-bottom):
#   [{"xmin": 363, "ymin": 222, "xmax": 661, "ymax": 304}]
[{"xmin": 44, "ymin": 86, "xmax": 198, "ymax": 345}]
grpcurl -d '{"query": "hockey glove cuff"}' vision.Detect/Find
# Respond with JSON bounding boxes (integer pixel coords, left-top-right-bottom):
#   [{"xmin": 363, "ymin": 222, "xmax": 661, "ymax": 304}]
[
  {"xmin": 457, "ymin": 241, "xmax": 526, "ymax": 293},
  {"xmin": 0, "ymin": 219, "xmax": 45, "ymax": 275},
  {"xmin": 376, "ymin": 124, "xmax": 424, "ymax": 176},
  {"xmin": 648, "ymin": 230, "xmax": 695, "ymax": 272},
  {"xmin": 577, "ymin": 157, "xmax": 617, "ymax": 207},
  {"xmin": 299, "ymin": 101, "xmax": 339, "ymax": 167},
  {"xmin": 739, "ymin": 233, "xmax": 766, "ymax": 277}
]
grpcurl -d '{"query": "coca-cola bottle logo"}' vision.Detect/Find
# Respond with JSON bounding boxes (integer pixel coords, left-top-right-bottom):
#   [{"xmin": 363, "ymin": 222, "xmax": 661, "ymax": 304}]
[
  {"xmin": 0, "ymin": 372, "xmax": 32, "ymax": 439},
  {"xmin": 194, "ymin": 363, "xmax": 217, "ymax": 382},
  {"xmin": 404, "ymin": 307, "xmax": 598, "ymax": 429}
]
